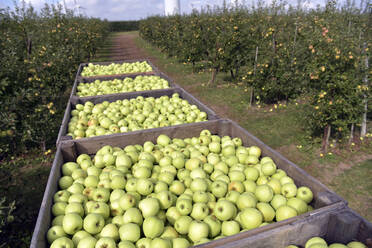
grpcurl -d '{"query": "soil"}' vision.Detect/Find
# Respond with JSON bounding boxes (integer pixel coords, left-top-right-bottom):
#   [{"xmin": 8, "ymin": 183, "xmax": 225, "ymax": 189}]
[{"xmin": 108, "ymin": 33, "xmax": 154, "ymax": 61}]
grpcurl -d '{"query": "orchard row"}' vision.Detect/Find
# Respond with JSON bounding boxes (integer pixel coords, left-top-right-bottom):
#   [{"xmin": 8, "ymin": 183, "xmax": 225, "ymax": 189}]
[{"xmin": 139, "ymin": 1, "xmax": 371, "ymax": 148}]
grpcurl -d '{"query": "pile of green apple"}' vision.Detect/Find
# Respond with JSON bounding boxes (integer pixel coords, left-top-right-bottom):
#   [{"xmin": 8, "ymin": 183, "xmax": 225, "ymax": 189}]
[
  {"xmin": 76, "ymin": 76, "xmax": 170, "ymax": 97},
  {"xmin": 48, "ymin": 131, "xmax": 315, "ymax": 248},
  {"xmin": 67, "ymin": 93, "xmax": 208, "ymax": 139},
  {"xmin": 287, "ymin": 236, "xmax": 367, "ymax": 248},
  {"xmin": 81, "ymin": 62, "xmax": 153, "ymax": 77}
]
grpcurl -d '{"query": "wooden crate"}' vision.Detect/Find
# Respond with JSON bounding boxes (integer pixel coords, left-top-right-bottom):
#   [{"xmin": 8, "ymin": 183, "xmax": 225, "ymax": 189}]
[
  {"xmin": 56, "ymin": 87, "xmax": 220, "ymax": 144},
  {"xmin": 32, "ymin": 119, "xmax": 347, "ymax": 248}
]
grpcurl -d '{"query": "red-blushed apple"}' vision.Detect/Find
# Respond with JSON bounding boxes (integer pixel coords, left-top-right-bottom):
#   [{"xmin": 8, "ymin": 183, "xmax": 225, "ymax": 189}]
[
  {"xmin": 275, "ymin": 205, "xmax": 298, "ymax": 222},
  {"xmin": 240, "ymin": 208, "xmax": 263, "ymax": 230},
  {"xmin": 188, "ymin": 220, "xmax": 210, "ymax": 243},
  {"xmin": 119, "ymin": 223, "xmax": 141, "ymax": 242}
]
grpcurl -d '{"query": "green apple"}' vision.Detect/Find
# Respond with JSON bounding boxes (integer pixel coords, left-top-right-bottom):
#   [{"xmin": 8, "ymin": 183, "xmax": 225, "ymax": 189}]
[
  {"xmin": 150, "ymin": 238, "xmax": 172, "ymax": 248},
  {"xmin": 191, "ymin": 202, "xmax": 209, "ymax": 220},
  {"xmin": 62, "ymin": 213, "xmax": 83, "ymax": 235},
  {"xmin": 221, "ymin": 220, "xmax": 240, "ymax": 236},
  {"xmin": 95, "ymin": 237, "xmax": 116, "ymax": 248},
  {"xmin": 136, "ymin": 178, "xmax": 154, "ymax": 196},
  {"xmin": 297, "ymin": 186, "xmax": 314, "ymax": 204},
  {"xmin": 100, "ymin": 223, "xmax": 119, "ymax": 241},
  {"xmin": 240, "ymin": 208, "xmax": 263, "ymax": 230},
  {"xmin": 281, "ymin": 183, "xmax": 298, "ymax": 198},
  {"xmin": 119, "ymin": 193, "xmax": 136, "ymax": 211},
  {"xmin": 54, "ymin": 190, "xmax": 71, "ymax": 203},
  {"xmin": 77, "ymin": 236, "xmax": 97, "ymax": 248},
  {"xmin": 136, "ymin": 238, "xmax": 152, "ymax": 248},
  {"xmin": 83, "ymin": 213, "xmax": 105, "ymax": 235},
  {"xmin": 211, "ymin": 180, "xmax": 228, "ymax": 198},
  {"xmin": 329, "ymin": 244, "xmax": 348, "ymax": 248},
  {"xmin": 47, "ymin": 225, "xmax": 67, "ymax": 244},
  {"xmin": 276, "ymin": 205, "xmax": 298, "ymax": 222},
  {"xmin": 255, "ymin": 184, "xmax": 274, "ymax": 203},
  {"xmin": 174, "ymin": 215, "xmax": 193, "ymax": 235},
  {"xmin": 59, "ymin": 176, "xmax": 74, "ymax": 189},
  {"xmin": 188, "ymin": 220, "xmax": 210, "ymax": 243},
  {"xmin": 139, "ymin": 198, "xmax": 160, "ymax": 217},
  {"xmin": 176, "ymin": 198, "xmax": 192, "ymax": 215},
  {"xmin": 287, "ymin": 197, "xmax": 308, "ymax": 215},
  {"xmin": 119, "ymin": 223, "xmax": 141, "ymax": 242},
  {"xmin": 237, "ymin": 192, "xmax": 257, "ymax": 210},
  {"xmin": 203, "ymin": 215, "xmax": 221, "ymax": 238},
  {"xmin": 65, "ymin": 202, "xmax": 85, "ymax": 217},
  {"xmin": 271, "ymin": 194, "xmax": 287, "ymax": 210},
  {"xmin": 347, "ymin": 241, "xmax": 367, "ymax": 248},
  {"xmin": 214, "ymin": 200, "xmax": 236, "ymax": 221},
  {"xmin": 166, "ymin": 206, "xmax": 181, "ymax": 225},
  {"xmin": 256, "ymin": 202, "xmax": 276, "ymax": 222},
  {"xmin": 172, "ymin": 238, "xmax": 190, "ymax": 248},
  {"xmin": 123, "ymin": 207, "xmax": 143, "ymax": 225},
  {"xmin": 50, "ymin": 237, "xmax": 74, "ymax": 248},
  {"xmin": 62, "ymin": 162, "xmax": 79, "ymax": 176},
  {"xmin": 160, "ymin": 226, "xmax": 179, "ymax": 239},
  {"xmin": 305, "ymin": 237, "xmax": 328, "ymax": 248}
]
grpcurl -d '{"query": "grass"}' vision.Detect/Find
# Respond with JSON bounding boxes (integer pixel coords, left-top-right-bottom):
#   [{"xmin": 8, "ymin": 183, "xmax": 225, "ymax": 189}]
[
  {"xmin": 0, "ymin": 149, "xmax": 54, "ymax": 247},
  {"xmin": 133, "ymin": 31, "xmax": 372, "ymax": 221}
]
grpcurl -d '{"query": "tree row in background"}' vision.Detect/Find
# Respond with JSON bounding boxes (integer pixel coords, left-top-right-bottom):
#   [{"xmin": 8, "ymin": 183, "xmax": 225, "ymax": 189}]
[
  {"xmin": 0, "ymin": 1, "xmax": 109, "ymax": 157},
  {"xmin": 139, "ymin": 0, "xmax": 371, "ymax": 151}
]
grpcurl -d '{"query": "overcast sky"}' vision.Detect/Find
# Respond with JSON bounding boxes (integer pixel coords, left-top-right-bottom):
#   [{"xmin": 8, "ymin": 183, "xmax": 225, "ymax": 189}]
[{"xmin": 0, "ymin": 0, "xmax": 365, "ymax": 21}]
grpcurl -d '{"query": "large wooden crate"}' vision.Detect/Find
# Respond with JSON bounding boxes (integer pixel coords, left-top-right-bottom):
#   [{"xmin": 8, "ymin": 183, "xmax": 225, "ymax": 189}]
[
  {"xmin": 76, "ymin": 59, "xmax": 160, "ymax": 80},
  {"xmin": 195, "ymin": 208, "xmax": 372, "ymax": 248},
  {"xmin": 56, "ymin": 87, "xmax": 220, "ymax": 144},
  {"xmin": 32, "ymin": 119, "xmax": 346, "ymax": 248},
  {"xmin": 70, "ymin": 71, "xmax": 180, "ymax": 101}
]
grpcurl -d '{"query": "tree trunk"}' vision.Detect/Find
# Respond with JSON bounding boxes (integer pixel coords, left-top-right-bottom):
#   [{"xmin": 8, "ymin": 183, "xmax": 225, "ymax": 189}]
[
  {"xmin": 361, "ymin": 42, "xmax": 369, "ymax": 137},
  {"xmin": 208, "ymin": 67, "xmax": 218, "ymax": 85},
  {"xmin": 349, "ymin": 123, "xmax": 354, "ymax": 145},
  {"xmin": 249, "ymin": 46, "xmax": 259, "ymax": 107},
  {"xmin": 321, "ymin": 125, "xmax": 331, "ymax": 153},
  {"xmin": 230, "ymin": 69, "xmax": 235, "ymax": 79}
]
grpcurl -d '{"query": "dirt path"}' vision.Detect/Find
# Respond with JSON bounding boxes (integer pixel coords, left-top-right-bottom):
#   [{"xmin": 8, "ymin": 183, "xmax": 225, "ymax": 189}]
[{"xmin": 108, "ymin": 32, "xmax": 153, "ymax": 61}]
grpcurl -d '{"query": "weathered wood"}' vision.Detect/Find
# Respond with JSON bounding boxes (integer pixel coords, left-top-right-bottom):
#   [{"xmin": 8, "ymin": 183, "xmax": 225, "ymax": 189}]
[{"xmin": 57, "ymin": 87, "xmax": 220, "ymax": 144}]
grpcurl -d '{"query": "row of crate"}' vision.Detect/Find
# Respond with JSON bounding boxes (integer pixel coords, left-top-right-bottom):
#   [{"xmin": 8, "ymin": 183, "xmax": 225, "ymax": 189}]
[{"xmin": 31, "ymin": 59, "xmax": 372, "ymax": 248}]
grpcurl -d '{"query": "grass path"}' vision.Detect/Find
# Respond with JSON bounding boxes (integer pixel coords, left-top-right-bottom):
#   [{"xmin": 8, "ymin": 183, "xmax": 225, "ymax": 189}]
[{"xmin": 94, "ymin": 31, "xmax": 372, "ymax": 221}]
